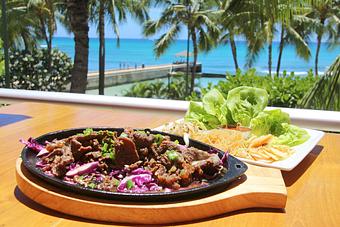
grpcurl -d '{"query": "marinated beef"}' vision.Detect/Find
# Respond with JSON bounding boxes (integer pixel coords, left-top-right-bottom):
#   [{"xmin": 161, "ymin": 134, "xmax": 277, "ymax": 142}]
[
  {"xmin": 35, "ymin": 128, "xmax": 225, "ymax": 191},
  {"xmin": 50, "ymin": 146, "xmax": 74, "ymax": 177},
  {"xmin": 115, "ymin": 137, "xmax": 139, "ymax": 166},
  {"xmin": 132, "ymin": 131, "xmax": 155, "ymax": 148}
]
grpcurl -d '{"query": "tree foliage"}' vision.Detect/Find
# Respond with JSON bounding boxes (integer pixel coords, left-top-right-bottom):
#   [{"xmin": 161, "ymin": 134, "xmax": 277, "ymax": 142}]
[
  {"xmin": 0, "ymin": 48, "xmax": 72, "ymax": 91},
  {"xmin": 299, "ymin": 55, "xmax": 340, "ymax": 111}
]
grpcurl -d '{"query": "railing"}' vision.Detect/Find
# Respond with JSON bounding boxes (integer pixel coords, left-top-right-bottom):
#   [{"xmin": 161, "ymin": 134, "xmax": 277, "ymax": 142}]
[{"xmin": 1, "ymin": 88, "xmax": 340, "ymax": 132}]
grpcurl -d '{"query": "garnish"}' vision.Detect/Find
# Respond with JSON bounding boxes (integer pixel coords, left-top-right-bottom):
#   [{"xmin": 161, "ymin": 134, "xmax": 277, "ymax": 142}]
[
  {"xmin": 126, "ymin": 179, "xmax": 134, "ymax": 190},
  {"xmin": 88, "ymin": 182, "xmax": 96, "ymax": 189},
  {"xmin": 154, "ymin": 134, "xmax": 164, "ymax": 145},
  {"xmin": 83, "ymin": 128, "xmax": 94, "ymax": 136},
  {"xmin": 166, "ymin": 150, "xmax": 180, "ymax": 162},
  {"xmin": 119, "ymin": 132, "xmax": 128, "ymax": 138}
]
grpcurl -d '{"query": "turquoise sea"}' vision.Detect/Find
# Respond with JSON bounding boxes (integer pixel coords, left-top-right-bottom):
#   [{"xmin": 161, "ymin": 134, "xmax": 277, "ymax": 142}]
[{"xmin": 52, "ymin": 37, "xmax": 339, "ymax": 75}]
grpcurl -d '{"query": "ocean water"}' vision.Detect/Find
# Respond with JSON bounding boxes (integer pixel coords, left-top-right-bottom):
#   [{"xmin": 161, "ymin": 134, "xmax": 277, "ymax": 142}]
[{"xmin": 52, "ymin": 37, "xmax": 339, "ymax": 75}]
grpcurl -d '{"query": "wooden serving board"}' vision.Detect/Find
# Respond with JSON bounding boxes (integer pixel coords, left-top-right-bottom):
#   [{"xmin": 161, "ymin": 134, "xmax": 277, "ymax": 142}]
[{"xmin": 16, "ymin": 159, "xmax": 286, "ymax": 224}]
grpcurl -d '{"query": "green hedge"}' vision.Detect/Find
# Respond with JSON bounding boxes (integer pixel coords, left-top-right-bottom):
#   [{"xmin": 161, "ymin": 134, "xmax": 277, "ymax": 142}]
[
  {"xmin": 124, "ymin": 69, "xmax": 317, "ymax": 108},
  {"xmin": 0, "ymin": 48, "xmax": 72, "ymax": 91},
  {"xmin": 192, "ymin": 69, "xmax": 317, "ymax": 108},
  {"xmin": 123, "ymin": 72, "xmax": 188, "ymax": 100}
]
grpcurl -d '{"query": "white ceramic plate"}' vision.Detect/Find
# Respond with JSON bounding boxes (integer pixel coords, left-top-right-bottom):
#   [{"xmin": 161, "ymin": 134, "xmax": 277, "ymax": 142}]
[
  {"xmin": 235, "ymin": 128, "xmax": 324, "ymax": 171},
  {"xmin": 154, "ymin": 121, "xmax": 325, "ymax": 171}
]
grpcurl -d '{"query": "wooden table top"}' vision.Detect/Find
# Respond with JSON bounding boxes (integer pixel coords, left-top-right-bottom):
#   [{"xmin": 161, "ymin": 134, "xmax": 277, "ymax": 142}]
[{"xmin": 1, "ymin": 102, "xmax": 339, "ymax": 227}]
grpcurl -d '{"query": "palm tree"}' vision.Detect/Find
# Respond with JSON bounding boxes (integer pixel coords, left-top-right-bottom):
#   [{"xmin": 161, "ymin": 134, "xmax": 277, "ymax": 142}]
[
  {"xmin": 0, "ymin": 0, "xmax": 38, "ymax": 50},
  {"xmin": 218, "ymin": 0, "xmax": 243, "ymax": 71},
  {"xmin": 233, "ymin": 0, "xmax": 316, "ymax": 77},
  {"xmin": 143, "ymin": 0, "xmax": 220, "ymax": 93},
  {"xmin": 89, "ymin": 0, "xmax": 149, "ymax": 95},
  {"xmin": 27, "ymin": 0, "xmax": 62, "ymax": 60},
  {"xmin": 65, "ymin": 0, "xmax": 90, "ymax": 93},
  {"xmin": 306, "ymin": 0, "xmax": 340, "ymax": 77},
  {"xmin": 217, "ymin": 0, "xmax": 266, "ymax": 72},
  {"xmin": 242, "ymin": 1, "xmax": 277, "ymax": 77},
  {"xmin": 276, "ymin": 13, "xmax": 313, "ymax": 75},
  {"xmin": 299, "ymin": 55, "xmax": 340, "ymax": 110},
  {"xmin": 27, "ymin": 0, "xmax": 62, "ymax": 67}
]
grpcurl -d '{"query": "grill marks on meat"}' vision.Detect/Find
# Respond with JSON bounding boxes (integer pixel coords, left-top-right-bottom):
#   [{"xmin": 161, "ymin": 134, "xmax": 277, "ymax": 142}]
[{"xmin": 38, "ymin": 128, "xmax": 224, "ymax": 190}]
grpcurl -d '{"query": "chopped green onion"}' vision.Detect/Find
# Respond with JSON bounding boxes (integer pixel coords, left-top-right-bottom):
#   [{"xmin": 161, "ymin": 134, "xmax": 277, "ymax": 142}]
[
  {"xmin": 88, "ymin": 182, "xmax": 96, "ymax": 189},
  {"xmin": 154, "ymin": 134, "xmax": 164, "ymax": 145},
  {"xmin": 136, "ymin": 130, "xmax": 147, "ymax": 135},
  {"xmin": 119, "ymin": 132, "xmax": 128, "ymax": 138},
  {"xmin": 83, "ymin": 128, "xmax": 93, "ymax": 136},
  {"xmin": 166, "ymin": 150, "xmax": 180, "ymax": 162},
  {"xmin": 106, "ymin": 130, "xmax": 114, "ymax": 136},
  {"xmin": 102, "ymin": 142, "xmax": 108, "ymax": 152},
  {"xmin": 112, "ymin": 178, "xmax": 120, "ymax": 187},
  {"xmin": 126, "ymin": 179, "xmax": 134, "ymax": 190},
  {"xmin": 109, "ymin": 150, "xmax": 115, "ymax": 160}
]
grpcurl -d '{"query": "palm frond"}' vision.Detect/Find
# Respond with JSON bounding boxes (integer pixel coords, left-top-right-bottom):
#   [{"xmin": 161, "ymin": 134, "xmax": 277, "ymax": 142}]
[
  {"xmin": 285, "ymin": 25, "xmax": 311, "ymax": 60},
  {"xmin": 154, "ymin": 23, "xmax": 181, "ymax": 57},
  {"xmin": 299, "ymin": 55, "xmax": 340, "ymax": 110}
]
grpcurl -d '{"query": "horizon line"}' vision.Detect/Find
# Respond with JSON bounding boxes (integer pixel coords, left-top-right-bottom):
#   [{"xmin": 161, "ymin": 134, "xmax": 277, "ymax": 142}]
[{"xmin": 53, "ymin": 36, "xmax": 328, "ymax": 44}]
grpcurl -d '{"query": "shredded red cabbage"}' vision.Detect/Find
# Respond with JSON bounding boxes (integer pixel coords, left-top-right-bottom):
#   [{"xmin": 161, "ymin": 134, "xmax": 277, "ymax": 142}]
[
  {"xmin": 117, "ymin": 174, "xmax": 160, "ymax": 192},
  {"xmin": 20, "ymin": 137, "xmax": 45, "ymax": 152},
  {"xmin": 131, "ymin": 168, "xmax": 152, "ymax": 175},
  {"xmin": 117, "ymin": 168, "xmax": 161, "ymax": 192},
  {"xmin": 208, "ymin": 148, "xmax": 219, "ymax": 154},
  {"xmin": 35, "ymin": 160, "xmax": 46, "ymax": 168},
  {"xmin": 36, "ymin": 148, "xmax": 49, "ymax": 157},
  {"xmin": 65, "ymin": 161, "xmax": 99, "ymax": 177},
  {"xmin": 221, "ymin": 152, "xmax": 228, "ymax": 165}
]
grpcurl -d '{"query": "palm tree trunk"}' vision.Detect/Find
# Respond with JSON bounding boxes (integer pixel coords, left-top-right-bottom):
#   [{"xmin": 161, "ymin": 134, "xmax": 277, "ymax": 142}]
[
  {"xmin": 98, "ymin": 0, "xmax": 105, "ymax": 95},
  {"xmin": 229, "ymin": 34, "xmax": 239, "ymax": 71},
  {"xmin": 67, "ymin": 0, "xmax": 89, "ymax": 93},
  {"xmin": 315, "ymin": 19, "xmax": 325, "ymax": 78},
  {"xmin": 190, "ymin": 29, "xmax": 198, "ymax": 93},
  {"xmin": 276, "ymin": 24, "xmax": 285, "ymax": 76},
  {"xmin": 39, "ymin": 17, "xmax": 49, "ymax": 50},
  {"xmin": 38, "ymin": 17, "xmax": 52, "ymax": 69},
  {"xmin": 47, "ymin": 19, "xmax": 54, "ymax": 70},
  {"xmin": 268, "ymin": 40, "xmax": 272, "ymax": 78},
  {"xmin": 315, "ymin": 35, "xmax": 321, "ymax": 78},
  {"xmin": 21, "ymin": 33, "xmax": 29, "ymax": 52}
]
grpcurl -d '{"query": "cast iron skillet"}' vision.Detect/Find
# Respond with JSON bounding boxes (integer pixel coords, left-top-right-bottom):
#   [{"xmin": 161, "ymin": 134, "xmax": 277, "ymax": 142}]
[{"xmin": 21, "ymin": 127, "xmax": 248, "ymax": 202}]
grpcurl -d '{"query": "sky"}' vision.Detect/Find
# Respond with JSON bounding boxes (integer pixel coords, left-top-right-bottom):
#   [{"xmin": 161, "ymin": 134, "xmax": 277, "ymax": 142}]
[
  {"xmin": 55, "ymin": 7, "xmax": 189, "ymax": 40},
  {"xmin": 54, "ymin": 6, "xmax": 322, "ymax": 43}
]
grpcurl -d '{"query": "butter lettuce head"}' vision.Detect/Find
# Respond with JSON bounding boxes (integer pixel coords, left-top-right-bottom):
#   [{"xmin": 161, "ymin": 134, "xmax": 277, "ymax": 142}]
[
  {"xmin": 184, "ymin": 102, "xmax": 220, "ymax": 130},
  {"xmin": 202, "ymin": 89, "xmax": 234, "ymax": 126},
  {"xmin": 226, "ymin": 86, "xmax": 268, "ymax": 126},
  {"xmin": 272, "ymin": 123, "xmax": 310, "ymax": 147},
  {"xmin": 250, "ymin": 109, "xmax": 290, "ymax": 136}
]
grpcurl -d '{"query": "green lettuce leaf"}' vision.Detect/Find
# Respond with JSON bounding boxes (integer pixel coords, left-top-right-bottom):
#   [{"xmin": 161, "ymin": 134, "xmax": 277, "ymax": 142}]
[
  {"xmin": 272, "ymin": 123, "xmax": 310, "ymax": 146},
  {"xmin": 184, "ymin": 102, "xmax": 220, "ymax": 130},
  {"xmin": 226, "ymin": 86, "xmax": 268, "ymax": 126},
  {"xmin": 202, "ymin": 89, "xmax": 228, "ymax": 125},
  {"xmin": 250, "ymin": 109, "xmax": 290, "ymax": 136},
  {"xmin": 222, "ymin": 102, "xmax": 236, "ymax": 126},
  {"xmin": 249, "ymin": 111, "xmax": 272, "ymax": 136}
]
